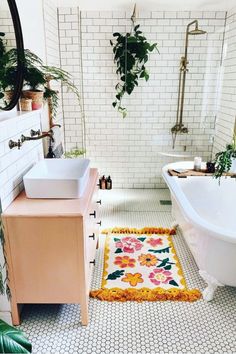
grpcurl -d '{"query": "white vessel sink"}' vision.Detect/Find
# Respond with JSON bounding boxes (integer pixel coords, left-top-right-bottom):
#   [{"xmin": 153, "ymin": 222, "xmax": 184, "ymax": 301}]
[{"xmin": 23, "ymin": 159, "xmax": 90, "ymax": 199}]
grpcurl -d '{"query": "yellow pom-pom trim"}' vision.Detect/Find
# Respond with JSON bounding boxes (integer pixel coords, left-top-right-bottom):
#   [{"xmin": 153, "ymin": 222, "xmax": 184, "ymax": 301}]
[
  {"xmin": 101, "ymin": 226, "xmax": 176, "ymax": 236},
  {"xmin": 90, "ymin": 287, "xmax": 201, "ymax": 302}
]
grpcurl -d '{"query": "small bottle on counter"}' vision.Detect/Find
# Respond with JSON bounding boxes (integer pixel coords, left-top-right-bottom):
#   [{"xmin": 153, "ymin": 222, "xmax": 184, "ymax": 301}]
[
  {"xmin": 100, "ymin": 175, "xmax": 106, "ymax": 190},
  {"xmin": 106, "ymin": 176, "xmax": 112, "ymax": 190},
  {"xmin": 194, "ymin": 157, "xmax": 202, "ymax": 171}
]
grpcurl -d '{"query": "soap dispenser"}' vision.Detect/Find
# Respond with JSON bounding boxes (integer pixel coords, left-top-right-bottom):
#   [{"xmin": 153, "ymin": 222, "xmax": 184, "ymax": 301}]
[
  {"xmin": 106, "ymin": 176, "xmax": 112, "ymax": 190},
  {"xmin": 100, "ymin": 175, "xmax": 106, "ymax": 190},
  {"xmin": 46, "ymin": 145, "xmax": 56, "ymax": 158}
]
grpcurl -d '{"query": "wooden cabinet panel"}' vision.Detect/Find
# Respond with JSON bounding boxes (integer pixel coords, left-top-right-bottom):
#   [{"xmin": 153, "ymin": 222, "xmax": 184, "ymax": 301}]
[{"xmin": 2, "ymin": 168, "xmax": 99, "ymax": 326}]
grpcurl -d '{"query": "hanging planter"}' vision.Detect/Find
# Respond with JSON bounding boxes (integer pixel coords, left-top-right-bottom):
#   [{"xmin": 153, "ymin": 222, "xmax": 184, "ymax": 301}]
[{"xmin": 110, "ymin": 24, "xmax": 158, "ymax": 118}]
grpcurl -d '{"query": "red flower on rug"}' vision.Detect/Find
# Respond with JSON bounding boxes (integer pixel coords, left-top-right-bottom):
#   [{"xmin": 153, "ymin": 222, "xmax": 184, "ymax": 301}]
[
  {"xmin": 114, "ymin": 256, "xmax": 136, "ymax": 268},
  {"xmin": 149, "ymin": 268, "xmax": 173, "ymax": 286},
  {"xmin": 115, "ymin": 237, "xmax": 143, "ymax": 253},
  {"xmin": 146, "ymin": 238, "xmax": 163, "ymax": 247}
]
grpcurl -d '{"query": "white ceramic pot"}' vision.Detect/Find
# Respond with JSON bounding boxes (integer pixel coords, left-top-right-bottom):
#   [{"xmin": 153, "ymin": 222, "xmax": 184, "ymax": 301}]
[{"xmin": 229, "ymin": 157, "xmax": 236, "ymax": 173}]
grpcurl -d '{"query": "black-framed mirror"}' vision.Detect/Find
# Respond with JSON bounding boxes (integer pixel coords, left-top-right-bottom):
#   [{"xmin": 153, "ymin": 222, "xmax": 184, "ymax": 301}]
[{"xmin": 0, "ymin": 0, "xmax": 24, "ymax": 111}]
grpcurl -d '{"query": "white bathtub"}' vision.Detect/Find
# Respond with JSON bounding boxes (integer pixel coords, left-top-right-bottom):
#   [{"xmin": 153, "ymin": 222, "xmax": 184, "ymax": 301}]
[{"xmin": 162, "ymin": 161, "xmax": 236, "ymax": 301}]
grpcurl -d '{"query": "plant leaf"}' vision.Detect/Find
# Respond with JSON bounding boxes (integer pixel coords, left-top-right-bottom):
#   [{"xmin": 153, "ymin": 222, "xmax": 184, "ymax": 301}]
[
  {"xmin": 137, "ymin": 237, "xmax": 146, "ymax": 242},
  {"xmin": 157, "ymin": 258, "xmax": 170, "ymax": 268},
  {"xmin": 164, "ymin": 264, "xmax": 172, "ymax": 270},
  {"xmin": 114, "ymin": 238, "xmax": 120, "ymax": 242},
  {"xmin": 107, "ymin": 270, "xmax": 125, "ymax": 280},
  {"xmin": 115, "ymin": 248, "xmax": 122, "ymax": 254},
  {"xmin": 0, "ymin": 319, "xmax": 32, "ymax": 353},
  {"xmin": 169, "ymin": 280, "xmax": 179, "ymax": 287},
  {"xmin": 148, "ymin": 247, "xmax": 170, "ymax": 254}
]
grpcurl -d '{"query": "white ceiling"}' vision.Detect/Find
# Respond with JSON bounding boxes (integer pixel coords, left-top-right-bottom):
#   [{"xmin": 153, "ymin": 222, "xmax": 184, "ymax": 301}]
[{"xmin": 57, "ymin": 0, "xmax": 235, "ymax": 11}]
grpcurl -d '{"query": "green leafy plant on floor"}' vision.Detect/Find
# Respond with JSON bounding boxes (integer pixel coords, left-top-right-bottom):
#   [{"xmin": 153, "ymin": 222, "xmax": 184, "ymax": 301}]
[
  {"xmin": 0, "ymin": 319, "xmax": 32, "ymax": 353},
  {"xmin": 214, "ymin": 133, "xmax": 236, "ymax": 180},
  {"xmin": 110, "ymin": 24, "xmax": 158, "ymax": 117},
  {"xmin": 0, "ymin": 217, "xmax": 5, "ymax": 296}
]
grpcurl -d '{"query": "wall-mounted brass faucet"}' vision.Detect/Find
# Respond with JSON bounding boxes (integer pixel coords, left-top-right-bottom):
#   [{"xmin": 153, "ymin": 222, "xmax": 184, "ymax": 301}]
[
  {"xmin": 171, "ymin": 20, "xmax": 207, "ymax": 149},
  {"xmin": 9, "ymin": 129, "xmax": 54, "ymax": 150},
  {"xmin": 21, "ymin": 130, "xmax": 54, "ymax": 143}
]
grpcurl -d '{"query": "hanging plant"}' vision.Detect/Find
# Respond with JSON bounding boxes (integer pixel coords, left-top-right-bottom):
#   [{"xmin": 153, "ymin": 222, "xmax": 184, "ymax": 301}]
[{"xmin": 110, "ymin": 24, "xmax": 158, "ymax": 117}]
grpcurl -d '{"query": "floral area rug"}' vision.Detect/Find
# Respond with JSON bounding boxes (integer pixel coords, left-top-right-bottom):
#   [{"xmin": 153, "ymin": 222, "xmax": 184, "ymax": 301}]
[{"xmin": 90, "ymin": 227, "xmax": 201, "ymax": 302}]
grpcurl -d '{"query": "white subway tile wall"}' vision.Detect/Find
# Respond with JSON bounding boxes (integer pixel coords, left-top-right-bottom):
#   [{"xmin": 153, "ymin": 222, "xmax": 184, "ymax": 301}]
[
  {"xmin": 0, "ymin": 10, "xmax": 15, "ymax": 49},
  {"xmin": 43, "ymin": 0, "xmax": 64, "ymax": 136},
  {"xmin": 0, "ymin": 111, "xmax": 43, "ymax": 322},
  {"xmin": 213, "ymin": 9, "xmax": 236, "ymax": 153},
  {"xmin": 58, "ymin": 10, "xmax": 226, "ymax": 188}
]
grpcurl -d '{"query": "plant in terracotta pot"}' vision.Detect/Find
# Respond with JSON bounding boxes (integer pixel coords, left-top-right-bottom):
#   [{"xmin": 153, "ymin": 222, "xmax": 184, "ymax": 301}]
[{"xmin": 214, "ymin": 133, "xmax": 236, "ymax": 180}]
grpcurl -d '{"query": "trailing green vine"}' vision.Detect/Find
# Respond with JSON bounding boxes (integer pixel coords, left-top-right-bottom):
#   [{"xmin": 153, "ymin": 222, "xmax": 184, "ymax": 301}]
[{"xmin": 110, "ymin": 24, "xmax": 158, "ymax": 117}]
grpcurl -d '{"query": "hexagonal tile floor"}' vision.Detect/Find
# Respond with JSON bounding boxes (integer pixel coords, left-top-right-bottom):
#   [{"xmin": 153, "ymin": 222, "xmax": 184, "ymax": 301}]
[{"xmin": 20, "ymin": 189, "xmax": 236, "ymax": 353}]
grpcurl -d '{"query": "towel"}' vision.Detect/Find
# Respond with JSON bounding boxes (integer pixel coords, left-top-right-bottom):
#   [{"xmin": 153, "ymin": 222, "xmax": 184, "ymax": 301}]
[{"xmin": 51, "ymin": 126, "xmax": 64, "ymax": 158}]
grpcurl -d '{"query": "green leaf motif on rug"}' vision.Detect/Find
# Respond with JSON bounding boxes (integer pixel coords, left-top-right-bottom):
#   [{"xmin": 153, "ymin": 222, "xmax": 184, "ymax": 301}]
[
  {"xmin": 137, "ymin": 237, "xmax": 146, "ymax": 242},
  {"xmin": 114, "ymin": 238, "xmax": 120, "ymax": 242},
  {"xmin": 169, "ymin": 279, "xmax": 179, "ymax": 287},
  {"xmin": 115, "ymin": 248, "xmax": 122, "ymax": 254},
  {"xmin": 157, "ymin": 258, "xmax": 170, "ymax": 268},
  {"xmin": 164, "ymin": 264, "xmax": 172, "ymax": 270},
  {"xmin": 148, "ymin": 247, "xmax": 170, "ymax": 254},
  {"xmin": 107, "ymin": 270, "xmax": 125, "ymax": 280}
]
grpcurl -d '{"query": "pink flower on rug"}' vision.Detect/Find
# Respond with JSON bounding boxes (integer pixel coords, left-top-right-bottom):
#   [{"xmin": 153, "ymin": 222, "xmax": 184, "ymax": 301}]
[
  {"xmin": 146, "ymin": 238, "xmax": 163, "ymax": 247},
  {"xmin": 115, "ymin": 237, "xmax": 143, "ymax": 253},
  {"xmin": 149, "ymin": 268, "xmax": 173, "ymax": 286}
]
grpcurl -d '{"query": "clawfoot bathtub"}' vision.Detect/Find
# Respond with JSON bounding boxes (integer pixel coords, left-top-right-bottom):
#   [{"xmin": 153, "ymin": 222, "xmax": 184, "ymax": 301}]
[{"xmin": 162, "ymin": 161, "xmax": 236, "ymax": 301}]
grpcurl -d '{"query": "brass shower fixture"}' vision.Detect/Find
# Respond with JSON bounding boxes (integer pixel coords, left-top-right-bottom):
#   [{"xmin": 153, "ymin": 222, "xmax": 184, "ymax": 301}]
[{"xmin": 171, "ymin": 20, "xmax": 207, "ymax": 148}]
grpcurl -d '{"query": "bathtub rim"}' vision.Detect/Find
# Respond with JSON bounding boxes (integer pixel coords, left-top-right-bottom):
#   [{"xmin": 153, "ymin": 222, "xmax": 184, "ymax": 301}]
[{"xmin": 162, "ymin": 161, "xmax": 236, "ymax": 244}]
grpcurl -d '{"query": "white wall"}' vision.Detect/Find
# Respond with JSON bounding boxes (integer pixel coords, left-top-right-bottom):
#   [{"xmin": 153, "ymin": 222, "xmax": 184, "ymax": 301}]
[
  {"xmin": 16, "ymin": 0, "xmax": 46, "ymax": 62},
  {"xmin": 213, "ymin": 7, "xmax": 236, "ymax": 154},
  {"xmin": 59, "ymin": 9, "xmax": 225, "ymax": 188},
  {"xmin": 57, "ymin": 0, "xmax": 235, "ymax": 12},
  {"xmin": 42, "ymin": 0, "xmax": 64, "ymax": 135}
]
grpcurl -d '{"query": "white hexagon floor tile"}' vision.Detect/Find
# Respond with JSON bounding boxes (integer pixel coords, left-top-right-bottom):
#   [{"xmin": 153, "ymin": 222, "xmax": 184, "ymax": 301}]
[{"xmin": 20, "ymin": 189, "xmax": 236, "ymax": 354}]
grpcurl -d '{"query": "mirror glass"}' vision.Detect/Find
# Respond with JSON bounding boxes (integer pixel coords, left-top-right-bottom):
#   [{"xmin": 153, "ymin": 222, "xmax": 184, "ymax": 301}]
[{"xmin": 0, "ymin": 0, "xmax": 24, "ymax": 111}]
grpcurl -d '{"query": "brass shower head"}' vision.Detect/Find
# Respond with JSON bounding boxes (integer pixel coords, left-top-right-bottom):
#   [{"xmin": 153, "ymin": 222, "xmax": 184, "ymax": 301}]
[
  {"xmin": 188, "ymin": 28, "xmax": 207, "ymax": 35},
  {"xmin": 188, "ymin": 20, "xmax": 207, "ymax": 35}
]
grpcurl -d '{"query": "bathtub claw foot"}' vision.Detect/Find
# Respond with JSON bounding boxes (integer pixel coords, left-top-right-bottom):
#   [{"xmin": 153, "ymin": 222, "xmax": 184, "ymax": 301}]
[{"xmin": 199, "ymin": 270, "xmax": 224, "ymax": 301}]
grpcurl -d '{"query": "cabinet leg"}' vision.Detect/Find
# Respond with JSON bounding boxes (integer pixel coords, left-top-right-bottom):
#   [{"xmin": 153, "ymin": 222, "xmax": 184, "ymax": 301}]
[
  {"xmin": 11, "ymin": 302, "xmax": 21, "ymax": 326},
  {"xmin": 81, "ymin": 298, "xmax": 89, "ymax": 326}
]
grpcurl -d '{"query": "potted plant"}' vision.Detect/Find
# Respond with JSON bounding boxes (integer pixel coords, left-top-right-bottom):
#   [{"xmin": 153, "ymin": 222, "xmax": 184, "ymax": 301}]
[
  {"xmin": 214, "ymin": 133, "xmax": 236, "ymax": 180},
  {"xmin": 0, "ymin": 36, "xmax": 82, "ymax": 119},
  {"xmin": 110, "ymin": 24, "xmax": 158, "ymax": 117}
]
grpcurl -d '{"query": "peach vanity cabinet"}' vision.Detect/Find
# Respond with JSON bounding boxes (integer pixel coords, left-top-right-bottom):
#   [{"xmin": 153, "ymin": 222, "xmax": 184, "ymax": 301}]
[{"xmin": 2, "ymin": 168, "xmax": 100, "ymax": 326}]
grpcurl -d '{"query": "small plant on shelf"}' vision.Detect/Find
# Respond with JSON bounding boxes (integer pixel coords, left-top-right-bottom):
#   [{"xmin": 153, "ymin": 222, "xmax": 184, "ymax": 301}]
[
  {"xmin": 110, "ymin": 24, "xmax": 158, "ymax": 118},
  {"xmin": 64, "ymin": 148, "xmax": 85, "ymax": 158},
  {"xmin": 214, "ymin": 133, "xmax": 236, "ymax": 180},
  {"xmin": 0, "ymin": 33, "xmax": 82, "ymax": 120}
]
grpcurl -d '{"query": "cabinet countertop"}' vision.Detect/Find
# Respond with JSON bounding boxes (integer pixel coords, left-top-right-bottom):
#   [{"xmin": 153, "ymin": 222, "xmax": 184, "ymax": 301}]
[{"xmin": 3, "ymin": 168, "xmax": 98, "ymax": 218}]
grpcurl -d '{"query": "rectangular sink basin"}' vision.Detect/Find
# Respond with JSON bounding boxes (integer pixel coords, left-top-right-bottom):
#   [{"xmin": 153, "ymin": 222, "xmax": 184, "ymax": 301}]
[{"xmin": 23, "ymin": 159, "xmax": 90, "ymax": 199}]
